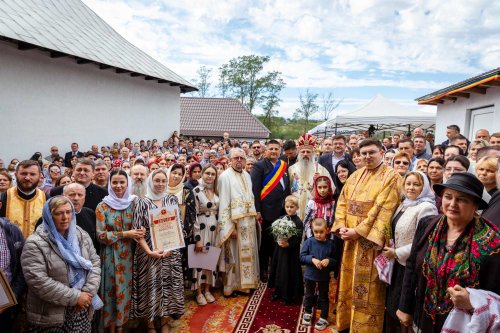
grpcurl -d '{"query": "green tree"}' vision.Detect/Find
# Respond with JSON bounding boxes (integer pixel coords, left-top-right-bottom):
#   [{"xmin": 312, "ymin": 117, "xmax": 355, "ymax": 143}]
[
  {"xmin": 260, "ymin": 73, "xmax": 285, "ymax": 131},
  {"xmin": 294, "ymin": 89, "xmax": 319, "ymax": 133},
  {"xmin": 218, "ymin": 55, "xmax": 285, "ymax": 113}
]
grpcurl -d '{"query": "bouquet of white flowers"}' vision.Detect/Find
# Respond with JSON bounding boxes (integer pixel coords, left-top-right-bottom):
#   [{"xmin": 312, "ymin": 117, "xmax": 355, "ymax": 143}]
[{"xmin": 269, "ymin": 217, "xmax": 301, "ymax": 241}]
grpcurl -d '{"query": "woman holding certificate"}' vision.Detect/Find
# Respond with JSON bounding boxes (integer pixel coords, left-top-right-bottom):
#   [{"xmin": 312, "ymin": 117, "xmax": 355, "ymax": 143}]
[
  {"xmin": 192, "ymin": 164, "xmax": 220, "ymax": 305},
  {"xmin": 131, "ymin": 169, "xmax": 185, "ymax": 333},
  {"xmin": 166, "ymin": 164, "xmax": 196, "ymax": 280},
  {"xmin": 96, "ymin": 170, "xmax": 142, "ymax": 333}
]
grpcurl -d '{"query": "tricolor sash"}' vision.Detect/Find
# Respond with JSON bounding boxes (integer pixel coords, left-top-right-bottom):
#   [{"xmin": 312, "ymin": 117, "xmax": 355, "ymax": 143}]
[{"xmin": 260, "ymin": 160, "xmax": 287, "ymax": 200}]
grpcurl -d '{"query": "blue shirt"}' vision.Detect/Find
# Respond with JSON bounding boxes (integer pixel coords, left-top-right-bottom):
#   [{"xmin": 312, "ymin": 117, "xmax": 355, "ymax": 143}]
[{"xmin": 300, "ymin": 237, "xmax": 336, "ymax": 281}]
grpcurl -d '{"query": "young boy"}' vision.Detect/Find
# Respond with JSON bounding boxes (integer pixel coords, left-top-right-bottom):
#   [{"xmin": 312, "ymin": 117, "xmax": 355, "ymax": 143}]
[{"xmin": 300, "ymin": 217, "xmax": 336, "ymax": 331}]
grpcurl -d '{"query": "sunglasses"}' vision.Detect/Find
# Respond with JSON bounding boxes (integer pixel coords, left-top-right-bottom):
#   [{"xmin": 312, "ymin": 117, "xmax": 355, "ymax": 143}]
[{"xmin": 394, "ymin": 160, "xmax": 410, "ymax": 166}]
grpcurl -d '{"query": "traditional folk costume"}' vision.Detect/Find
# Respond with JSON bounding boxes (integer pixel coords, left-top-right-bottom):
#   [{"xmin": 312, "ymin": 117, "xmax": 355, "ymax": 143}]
[
  {"xmin": 303, "ymin": 176, "xmax": 335, "ymax": 239},
  {"xmin": 2, "ymin": 187, "xmax": 45, "ymax": 238},
  {"xmin": 217, "ymin": 167, "xmax": 260, "ymax": 295},
  {"xmin": 332, "ymin": 163, "xmax": 402, "ymax": 333},
  {"xmin": 289, "ymin": 134, "xmax": 332, "ymax": 220}
]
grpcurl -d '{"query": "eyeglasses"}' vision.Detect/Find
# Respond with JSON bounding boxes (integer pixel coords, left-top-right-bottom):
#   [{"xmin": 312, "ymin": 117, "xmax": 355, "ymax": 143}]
[
  {"xmin": 360, "ymin": 150, "xmax": 380, "ymax": 157},
  {"xmin": 232, "ymin": 156, "xmax": 245, "ymax": 161},
  {"xmin": 394, "ymin": 160, "xmax": 410, "ymax": 166},
  {"xmin": 252, "ymin": 146, "xmax": 261, "ymax": 149}
]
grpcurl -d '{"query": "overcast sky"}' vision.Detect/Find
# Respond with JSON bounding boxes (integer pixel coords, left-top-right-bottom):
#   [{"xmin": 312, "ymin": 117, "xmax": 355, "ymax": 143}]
[{"xmin": 83, "ymin": 0, "xmax": 499, "ymax": 118}]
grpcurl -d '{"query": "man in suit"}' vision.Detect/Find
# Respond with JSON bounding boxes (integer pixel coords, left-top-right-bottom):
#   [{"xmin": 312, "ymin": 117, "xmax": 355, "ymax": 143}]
[
  {"xmin": 64, "ymin": 142, "xmax": 83, "ymax": 167},
  {"xmin": 50, "ymin": 158, "xmax": 108, "ymax": 210},
  {"xmin": 319, "ymin": 135, "xmax": 354, "ymax": 179},
  {"xmin": 251, "ymin": 139, "xmax": 290, "ymax": 282}
]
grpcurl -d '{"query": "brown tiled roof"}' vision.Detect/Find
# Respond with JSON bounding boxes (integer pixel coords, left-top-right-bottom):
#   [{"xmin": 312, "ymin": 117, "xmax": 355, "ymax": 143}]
[{"xmin": 180, "ymin": 97, "xmax": 270, "ymax": 138}]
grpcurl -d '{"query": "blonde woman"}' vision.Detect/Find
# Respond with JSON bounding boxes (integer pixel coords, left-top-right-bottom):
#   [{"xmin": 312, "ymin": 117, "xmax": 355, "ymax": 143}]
[{"xmin": 476, "ymin": 156, "xmax": 498, "ymax": 196}]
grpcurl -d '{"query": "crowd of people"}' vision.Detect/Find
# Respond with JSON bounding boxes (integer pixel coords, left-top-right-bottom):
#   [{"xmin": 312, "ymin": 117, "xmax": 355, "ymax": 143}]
[{"xmin": 0, "ymin": 126, "xmax": 499, "ymax": 333}]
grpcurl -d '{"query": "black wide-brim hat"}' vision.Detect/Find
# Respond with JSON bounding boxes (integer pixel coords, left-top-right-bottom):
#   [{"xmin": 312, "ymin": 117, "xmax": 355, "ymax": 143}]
[{"xmin": 433, "ymin": 173, "xmax": 488, "ymax": 210}]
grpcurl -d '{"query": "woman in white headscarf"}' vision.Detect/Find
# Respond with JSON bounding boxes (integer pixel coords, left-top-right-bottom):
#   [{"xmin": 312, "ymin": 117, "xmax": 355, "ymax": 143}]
[
  {"xmin": 96, "ymin": 170, "xmax": 143, "ymax": 333},
  {"xmin": 131, "ymin": 169, "xmax": 185, "ymax": 333},
  {"xmin": 166, "ymin": 163, "xmax": 196, "ymax": 283},
  {"xmin": 382, "ymin": 171, "xmax": 438, "ymax": 333}
]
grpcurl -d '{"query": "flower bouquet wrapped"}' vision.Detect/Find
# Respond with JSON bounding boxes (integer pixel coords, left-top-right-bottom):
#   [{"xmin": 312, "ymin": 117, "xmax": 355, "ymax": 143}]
[{"xmin": 269, "ymin": 217, "xmax": 301, "ymax": 241}]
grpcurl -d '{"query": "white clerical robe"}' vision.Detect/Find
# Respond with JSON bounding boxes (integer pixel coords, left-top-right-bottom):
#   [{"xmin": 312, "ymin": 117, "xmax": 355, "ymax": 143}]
[
  {"xmin": 289, "ymin": 162, "xmax": 333, "ymax": 220},
  {"xmin": 217, "ymin": 168, "xmax": 260, "ymax": 295}
]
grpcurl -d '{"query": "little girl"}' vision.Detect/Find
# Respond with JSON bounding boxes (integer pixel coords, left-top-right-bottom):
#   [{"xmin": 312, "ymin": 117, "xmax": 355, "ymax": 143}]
[
  {"xmin": 268, "ymin": 195, "xmax": 304, "ymax": 304},
  {"xmin": 303, "ymin": 176, "xmax": 335, "ymax": 239}
]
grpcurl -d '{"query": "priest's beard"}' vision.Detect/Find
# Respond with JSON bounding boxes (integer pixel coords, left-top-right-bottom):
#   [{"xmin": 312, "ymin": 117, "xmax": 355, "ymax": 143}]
[
  {"xmin": 297, "ymin": 154, "xmax": 315, "ymax": 183},
  {"xmin": 131, "ymin": 180, "xmax": 147, "ymax": 197}
]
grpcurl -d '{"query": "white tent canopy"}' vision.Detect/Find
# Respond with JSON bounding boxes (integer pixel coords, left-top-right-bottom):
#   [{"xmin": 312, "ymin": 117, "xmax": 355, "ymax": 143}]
[{"xmin": 309, "ymin": 95, "xmax": 436, "ymax": 136}]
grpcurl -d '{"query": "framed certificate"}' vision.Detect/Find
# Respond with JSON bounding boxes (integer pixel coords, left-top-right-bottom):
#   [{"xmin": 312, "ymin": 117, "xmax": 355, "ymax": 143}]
[
  {"xmin": 0, "ymin": 270, "xmax": 17, "ymax": 312},
  {"xmin": 149, "ymin": 205, "xmax": 185, "ymax": 252}
]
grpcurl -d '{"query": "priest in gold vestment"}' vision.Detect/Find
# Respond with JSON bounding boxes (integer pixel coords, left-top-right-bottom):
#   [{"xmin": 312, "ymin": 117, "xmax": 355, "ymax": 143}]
[
  {"xmin": 333, "ymin": 139, "xmax": 402, "ymax": 333},
  {"xmin": 0, "ymin": 160, "xmax": 45, "ymax": 238}
]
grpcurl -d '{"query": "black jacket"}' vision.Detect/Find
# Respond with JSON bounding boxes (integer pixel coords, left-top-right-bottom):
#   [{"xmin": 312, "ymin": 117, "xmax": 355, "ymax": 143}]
[
  {"xmin": 0, "ymin": 218, "xmax": 26, "ymax": 298},
  {"xmin": 482, "ymin": 191, "xmax": 500, "ymax": 227},
  {"xmin": 50, "ymin": 183, "xmax": 108, "ymax": 211},
  {"xmin": 251, "ymin": 158, "xmax": 290, "ymax": 222},
  {"xmin": 64, "ymin": 151, "xmax": 83, "ymax": 168},
  {"xmin": 318, "ymin": 152, "xmax": 354, "ymax": 180}
]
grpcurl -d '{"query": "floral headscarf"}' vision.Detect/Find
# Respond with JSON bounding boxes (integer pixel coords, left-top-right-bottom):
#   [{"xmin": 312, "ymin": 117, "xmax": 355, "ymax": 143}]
[{"xmin": 423, "ymin": 215, "xmax": 500, "ymax": 320}]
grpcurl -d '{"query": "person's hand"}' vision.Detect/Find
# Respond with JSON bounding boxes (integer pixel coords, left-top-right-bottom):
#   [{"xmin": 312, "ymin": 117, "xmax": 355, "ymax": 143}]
[
  {"xmin": 76, "ymin": 291, "xmax": 92, "ymax": 309},
  {"xmin": 125, "ymin": 227, "xmax": 145, "ymax": 240},
  {"xmin": 230, "ymin": 229, "xmax": 238, "ymax": 239},
  {"xmin": 339, "ymin": 228, "xmax": 360, "ymax": 241},
  {"xmin": 396, "ymin": 309, "xmax": 412, "ymax": 327},
  {"xmin": 149, "ymin": 249, "xmax": 170, "ymax": 259},
  {"xmin": 195, "ymin": 240, "xmax": 204, "ymax": 253},
  {"xmin": 320, "ymin": 258, "xmax": 329, "ymax": 267},
  {"xmin": 382, "ymin": 246, "xmax": 396, "ymax": 259},
  {"xmin": 277, "ymin": 239, "xmax": 289, "ymax": 248},
  {"xmin": 312, "ymin": 258, "xmax": 322, "ymax": 270},
  {"xmin": 256, "ymin": 212, "xmax": 263, "ymax": 225},
  {"xmin": 448, "ymin": 285, "xmax": 473, "ymax": 310}
]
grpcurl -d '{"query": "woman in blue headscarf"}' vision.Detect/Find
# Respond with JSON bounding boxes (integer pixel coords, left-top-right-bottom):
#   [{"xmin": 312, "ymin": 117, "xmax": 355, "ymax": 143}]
[{"xmin": 21, "ymin": 196, "xmax": 102, "ymax": 333}]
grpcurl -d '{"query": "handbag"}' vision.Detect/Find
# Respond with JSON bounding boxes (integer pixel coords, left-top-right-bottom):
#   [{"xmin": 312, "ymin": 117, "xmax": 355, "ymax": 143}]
[{"xmin": 374, "ymin": 239, "xmax": 395, "ymax": 285}]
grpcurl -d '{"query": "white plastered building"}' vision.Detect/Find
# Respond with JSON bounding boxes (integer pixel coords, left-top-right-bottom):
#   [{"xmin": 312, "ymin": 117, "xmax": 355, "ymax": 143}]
[
  {"xmin": 0, "ymin": 0, "xmax": 196, "ymax": 162},
  {"xmin": 416, "ymin": 68, "xmax": 500, "ymax": 143}
]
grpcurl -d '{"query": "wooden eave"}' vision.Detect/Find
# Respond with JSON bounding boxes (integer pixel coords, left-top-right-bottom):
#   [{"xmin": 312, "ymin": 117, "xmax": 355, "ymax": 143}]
[{"xmin": 417, "ymin": 74, "xmax": 500, "ymax": 105}]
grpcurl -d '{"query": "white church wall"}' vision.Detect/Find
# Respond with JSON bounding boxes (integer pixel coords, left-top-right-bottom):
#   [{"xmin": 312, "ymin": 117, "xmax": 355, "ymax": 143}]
[
  {"xmin": 0, "ymin": 41, "xmax": 181, "ymax": 162},
  {"xmin": 435, "ymin": 87, "xmax": 500, "ymax": 143}
]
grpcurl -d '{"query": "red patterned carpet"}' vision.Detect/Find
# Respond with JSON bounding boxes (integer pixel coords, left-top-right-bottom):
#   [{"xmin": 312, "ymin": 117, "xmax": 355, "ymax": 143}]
[
  {"xmin": 171, "ymin": 290, "xmax": 249, "ymax": 333},
  {"xmin": 234, "ymin": 283, "xmax": 338, "ymax": 333},
  {"xmin": 161, "ymin": 280, "xmax": 339, "ymax": 333}
]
